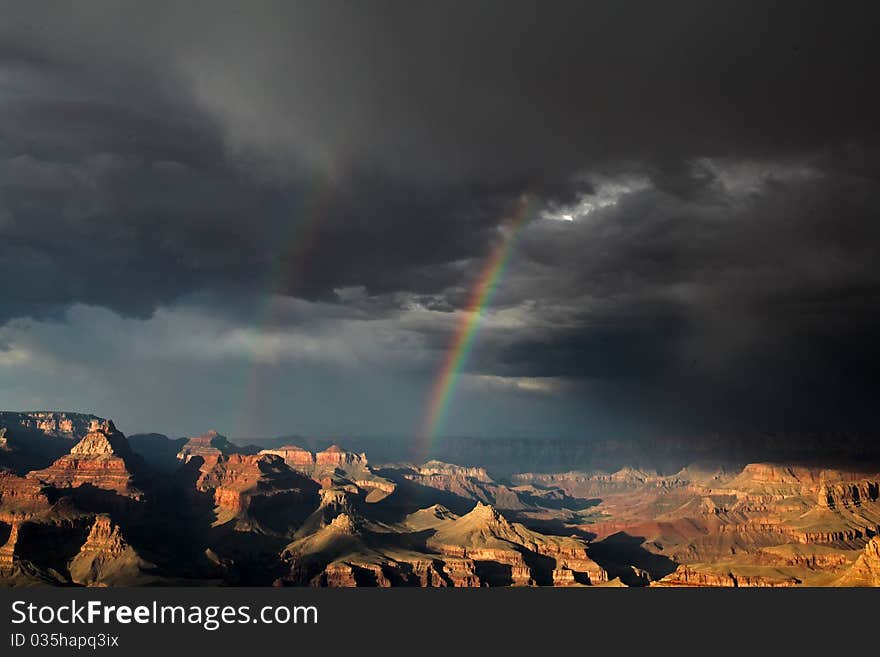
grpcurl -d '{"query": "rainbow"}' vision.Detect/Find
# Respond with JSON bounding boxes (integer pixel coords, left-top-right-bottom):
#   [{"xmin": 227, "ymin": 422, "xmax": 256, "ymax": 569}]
[
  {"xmin": 414, "ymin": 195, "xmax": 538, "ymax": 462},
  {"xmin": 233, "ymin": 169, "xmax": 336, "ymax": 437}
]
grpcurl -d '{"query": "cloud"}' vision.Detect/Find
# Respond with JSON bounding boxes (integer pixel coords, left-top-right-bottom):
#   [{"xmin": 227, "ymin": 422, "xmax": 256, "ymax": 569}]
[{"xmin": 0, "ymin": 3, "xmax": 879, "ymax": 437}]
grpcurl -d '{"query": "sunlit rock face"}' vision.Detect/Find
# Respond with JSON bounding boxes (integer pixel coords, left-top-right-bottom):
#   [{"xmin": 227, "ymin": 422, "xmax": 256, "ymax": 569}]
[
  {"xmin": 0, "ymin": 412, "xmax": 108, "ymax": 474},
  {"xmin": 260, "ymin": 444, "xmax": 396, "ymax": 502},
  {"xmin": 0, "ymin": 472, "xmax": 51, "ymax": 516},
  {"xmin": 68, "ymin": 514, "xmax": 155, "ymax": 586},
  {"xmin": 0, "ymin": 412, "xmax": 101, "ymax": 441},
  {"xmin": 176, "ymin": 430, "xmax": 239, "ymax": 464},
  {"xmin": 192, "ymin": 452, "xmax": 320, "ymax": 533},
  {"xmin": 27, "ymin": 420, "xmax": 143, "ymax": 499},
  {"xmin": 2, "ymin": 409, "xmax": 880, "ymax": 587},
  {"xmin": 260, "ymin": 445, "xmax": 316, "ymax": 469},
  {"xmin": 835, "ymin": 537, "xmax": 880, "ymax": 587}
]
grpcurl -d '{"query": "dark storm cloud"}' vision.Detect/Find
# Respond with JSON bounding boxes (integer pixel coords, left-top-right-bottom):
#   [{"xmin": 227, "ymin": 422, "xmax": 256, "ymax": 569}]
[
  {"xmin": 1, "ymin": 1, "xmax": 880, "ymax": 434},
  {"xmin": 5, "ymin": 2, "xmax": 880, "ymax": 174},
  {"xmin": 0, "ymin": 73, "xmax": 514, "ymax": 320},
  {"xmin": 453, "ymin": 155, "xmax": 880, "ymax": 430}
]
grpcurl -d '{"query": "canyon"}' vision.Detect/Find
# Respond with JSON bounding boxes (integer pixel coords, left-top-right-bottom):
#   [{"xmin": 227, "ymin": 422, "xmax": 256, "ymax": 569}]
[{"xmin": 0, "ymin": 411, "xmax": 878, "ymax": 587}]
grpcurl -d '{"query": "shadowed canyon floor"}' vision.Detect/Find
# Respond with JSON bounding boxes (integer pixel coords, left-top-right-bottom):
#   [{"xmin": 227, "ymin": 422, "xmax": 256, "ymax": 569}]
[{"xmin": 1, "ymin": 412, "xmax": 878, "ymax": 587}]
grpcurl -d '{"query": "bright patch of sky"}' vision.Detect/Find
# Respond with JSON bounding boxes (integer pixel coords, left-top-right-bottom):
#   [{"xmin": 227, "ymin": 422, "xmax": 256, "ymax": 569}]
[{"xmin": 541, "ymin": 175, "xmax": 651, "ymax": 222}]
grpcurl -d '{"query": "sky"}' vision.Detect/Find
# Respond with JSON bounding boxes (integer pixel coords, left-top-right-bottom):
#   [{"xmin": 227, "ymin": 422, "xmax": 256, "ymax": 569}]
[{"xmin": 1, "ymin": 2, "xmax": 879, "ymax": 441}]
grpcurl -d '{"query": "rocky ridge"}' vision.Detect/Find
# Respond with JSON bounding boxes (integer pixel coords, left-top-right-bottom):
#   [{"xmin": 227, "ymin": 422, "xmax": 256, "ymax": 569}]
[
  {"xmin": 260, "ymin": 444, "xmax": 396, "ymax": 501},
  {"xmin": 27, "ymin": 420, "xmax": 142, "ymax": 499},
  {"xmin": 191, "ymin": 453, "xmax": 319, "ymax": 533},
  {"xmin": 68, "ymin": 515, "xmax": 154, "ymax": 586},
  {"xmin": 3, "ymin": 410, "xmax": 880, "ymax": 587},
  {"xmin": 834, "ymin": 536, "xmax": 880, "ymax": 586}
]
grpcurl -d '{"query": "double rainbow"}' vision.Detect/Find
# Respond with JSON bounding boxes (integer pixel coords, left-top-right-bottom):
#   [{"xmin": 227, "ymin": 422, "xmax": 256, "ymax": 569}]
[{"xmin": 414, "ymin": 195, "xmax": 538, "ymax": 462}]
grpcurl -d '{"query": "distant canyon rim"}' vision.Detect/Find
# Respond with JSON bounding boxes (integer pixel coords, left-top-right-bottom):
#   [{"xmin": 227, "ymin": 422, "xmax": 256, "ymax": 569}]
[{"xmin": 1, "ymin": 411, "xmax": 878, "ymax": 587}]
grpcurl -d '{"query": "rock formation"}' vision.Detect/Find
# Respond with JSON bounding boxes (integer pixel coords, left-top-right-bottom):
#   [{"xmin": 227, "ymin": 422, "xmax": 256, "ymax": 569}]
[
  {"xmin": 192, "ymin": 453, "xmax": 319, "ymax": 532},
  {"xmin": 0, "ymin": 412, "xmax": 102, "ymax": 440},
  {"xmin": 0, "ymin": 472, "xmax": 52, "ymax": 515},
  {"xmin": 418, "ymin": 461, "xmax": 494, "ymax": 482},
  {"xmin": 68, "ymin": 515, "xmax": 154, "ymax": 586},
  {"xmin": 422, "ymin": 502, "xmax": 607, "ymax": 585},
  {"xmin": 0, "ymin": 520, "xmax": 20, "ymax": 574},
  {"xmin": 176, "ymin": 430, "xmax": 239, "ymax": 463},
  {"xmin": 656, "ymin": 564, "xmax": 801, "ymax": 587},
  {"xmin": 27, "ymin": 420, "xmax": 142, "ymax": 499},
  {"xmin": 818, "ymin": 480, "xmax": 880, "ymax": 510},
  {"xmin": 260, "ymin": 444, "xmax": 395, "ymax": 501},
  {"xmin": 403, "ymin": 461, "xmax": 526, "ymax": 510},
  {"xmin": 279, "ymin": 505, "xmax": 486, "ymax": 588},
  {"xmin": 260, "ymin": 445, "xmax": 316, "ymax": 469},
  {"xmin": 315, "ymin": 445, "xmax": 366, "ymax": 468},
  {"xmin": 3, "ymin": 407, "xmax": 880, "ymax": 588},
  {"xmin": 0, "ymin": 412, "xmax": 107, "ymax": 473},
  {"xmin": 834, "ymin": 537, "xmax": 880, "ymax": 586}
]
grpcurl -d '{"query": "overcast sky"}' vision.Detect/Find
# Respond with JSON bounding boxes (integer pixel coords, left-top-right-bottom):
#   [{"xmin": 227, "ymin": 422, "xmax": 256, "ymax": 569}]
[{"xmin": 1, "ymin": 2, "xmax": 879, "ymax": 440}]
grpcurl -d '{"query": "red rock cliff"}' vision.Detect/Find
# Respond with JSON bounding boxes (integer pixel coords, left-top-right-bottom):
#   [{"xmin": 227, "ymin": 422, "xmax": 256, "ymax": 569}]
[{"xmin": 26, "ymin": 420, "xmax": 142, "ymax": 499}]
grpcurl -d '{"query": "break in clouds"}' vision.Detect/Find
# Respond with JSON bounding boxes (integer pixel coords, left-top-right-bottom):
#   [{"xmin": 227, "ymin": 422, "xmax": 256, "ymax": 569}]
[{"xmin": 1, "ymin": 2, "xmax": 879, "ymax": 439}]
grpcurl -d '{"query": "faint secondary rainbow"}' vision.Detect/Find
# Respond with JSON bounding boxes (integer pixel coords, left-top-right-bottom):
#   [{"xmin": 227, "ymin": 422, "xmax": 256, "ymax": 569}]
[
  {"xmin": 414, "ymin": 195, "xmax": 539, "ymax": 462},
  {"xmin": 233, "ymin": 169, "xmax": 336, "ymax": 437}
]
